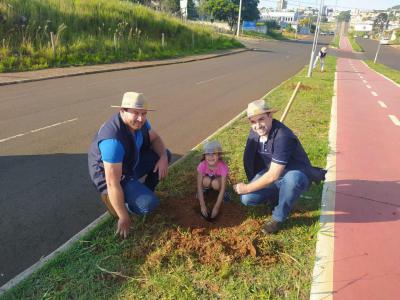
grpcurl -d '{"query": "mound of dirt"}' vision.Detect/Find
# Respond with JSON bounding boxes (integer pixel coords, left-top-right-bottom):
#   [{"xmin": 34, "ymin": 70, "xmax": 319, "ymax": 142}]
[
  {"xmin": 139, "ymin": 193, "xmax": 279, "ymax": 267},
  {"xmin": 160, "ymin": 191, "xmax": 247, "ymax": 229}
]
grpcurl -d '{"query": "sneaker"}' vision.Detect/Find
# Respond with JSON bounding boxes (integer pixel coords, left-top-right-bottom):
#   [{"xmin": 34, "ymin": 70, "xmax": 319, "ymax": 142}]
[
  {"xmin": 223, "ymin": 191, "xmax": 231, "ymax": 202},
  {"xmin": 261, "ymin": 219, "xmax": 282, "ymax": 234}
]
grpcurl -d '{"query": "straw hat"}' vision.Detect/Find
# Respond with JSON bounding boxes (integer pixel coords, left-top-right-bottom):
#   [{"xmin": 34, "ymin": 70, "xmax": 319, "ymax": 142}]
[
  {"xmin": 246, "ymin": 99, "xmax": 278, "ymax": 118},
  {"xmin": 111, "ymin": 92, "xmax": 154, "ymax": 110},
  {"xmin": 321, "ymin": 47, "xmax": 327, "ymax": 53}
]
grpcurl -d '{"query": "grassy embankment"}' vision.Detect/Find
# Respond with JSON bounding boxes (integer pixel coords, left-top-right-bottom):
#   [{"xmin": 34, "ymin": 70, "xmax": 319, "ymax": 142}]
[
  {"xmin": 0, "ymin": 0, "xmax": 241, "ymax": 72},
  {"xmin": 365, "ymin": 60, "xmax": 400, "ymax": 85},
  {"xmin": 242, "ymin": 30, "xmax": 290, "ymax": 40},
  {"xmin": 2, "ymin": 56, "xmax": 336, "ymax": 299},
  {"xmin": 347, "ymin": 32, "xmax": 364, "ymax": 52}
]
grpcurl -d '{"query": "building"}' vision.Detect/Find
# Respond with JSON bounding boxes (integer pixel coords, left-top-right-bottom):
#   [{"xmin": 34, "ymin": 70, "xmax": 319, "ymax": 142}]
[
  {"xmin": 260, "ymin": 11, "xmax": 301, "ymax": 26},
  {"xmin": 276, "ymin": 0, "xmax": 287, "ymax": 11}
]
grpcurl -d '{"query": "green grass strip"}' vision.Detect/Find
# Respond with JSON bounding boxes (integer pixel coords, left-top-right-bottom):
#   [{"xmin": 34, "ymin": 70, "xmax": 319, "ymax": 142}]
[
  {"xmin": 365, "ymin": 60, "xmax": 400, "ymax": 85},
  {"xmin": 347, "ymin": 34, "xmax": 364, "ymax": 52},
  {"xmin": 330, "ymin": 35, "xmax": 340, "ymax": 49},
  {"xmin": 2, "ymin": 56, "xmax": 336, "ymax": 300}
]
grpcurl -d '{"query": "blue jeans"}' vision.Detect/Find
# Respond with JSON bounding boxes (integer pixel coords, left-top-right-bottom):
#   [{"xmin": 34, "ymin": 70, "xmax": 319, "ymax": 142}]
[
  {"xmin": 240, "ymin": 170, "xmax": 309, "ymax": 222},
  {"xmin": 120, "ymin": 149, "xmax": 171, "ymax": 215}
]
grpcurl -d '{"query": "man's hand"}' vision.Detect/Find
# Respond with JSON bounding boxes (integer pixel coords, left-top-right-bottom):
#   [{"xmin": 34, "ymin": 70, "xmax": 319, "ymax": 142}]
[
  {"xmin": 153, "ymin": 152, "xmax": 169, "ymax": 180},
  {"xmin": 234, "ymin": 182, "xmax": 249, "ymax": 195},
  {"xmin": 116, "ymin": 216, "xmax": 131, "ymax": 239}
]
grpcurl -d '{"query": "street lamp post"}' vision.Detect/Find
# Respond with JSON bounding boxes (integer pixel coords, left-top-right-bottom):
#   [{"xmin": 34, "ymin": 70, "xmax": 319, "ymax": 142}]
[
  {"xmin": 236, "ymin": 0, "xmax": 243, "ymax": 37},
  {"xmin": 307, "ymin": 0, "xmax": 324, "ymax": 77}
]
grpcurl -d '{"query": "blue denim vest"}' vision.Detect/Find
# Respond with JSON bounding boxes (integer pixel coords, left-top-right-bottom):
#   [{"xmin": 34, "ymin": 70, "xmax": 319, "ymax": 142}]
[{"xmin": 88, "ymin": 112, "xmax": 149, "ymax": 193}]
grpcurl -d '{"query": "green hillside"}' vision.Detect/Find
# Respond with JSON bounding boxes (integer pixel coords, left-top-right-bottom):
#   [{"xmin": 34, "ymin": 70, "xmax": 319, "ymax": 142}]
[{"xmin": 0, "ymin": 0, "xmax": 241, "ymax": 72}]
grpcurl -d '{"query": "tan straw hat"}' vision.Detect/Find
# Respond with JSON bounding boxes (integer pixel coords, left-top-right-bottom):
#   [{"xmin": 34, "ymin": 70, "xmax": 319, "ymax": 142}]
[
  {"xmin": 321, "ymin": 47, "xmax": 327, "ymax": 53},
  {"xmin": 203, "ymin": 140, "xmax": 223, "ymax": 154},
  {"xmin": 111, "ymin": 92, "xmax": 154, "ymax": 110},
  {"xmin": 246, "ymin": 99, "xmax": 278, "ymax": 118}
]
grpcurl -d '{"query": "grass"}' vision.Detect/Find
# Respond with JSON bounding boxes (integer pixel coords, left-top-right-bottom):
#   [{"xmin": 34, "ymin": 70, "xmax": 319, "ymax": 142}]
[
  {"xmin": 330, "ymin": 34, "xmax": 340, "ymax": 48},
  {"xmin": 242, "ymin": 30, "xmax": 290, "ymax": 41},
  {"xmin": 1, "ymin": 57, "xmax": 336, "ymax": 300},
  {"xmin": 0, "ymin": 0, "xmax": 241, "ymax": 72},
  {"xmin": 365, "ymin": 60, "xmax": 400, "ymax": 85},
  {"xmin": 347, "ymin": 32, "xmax": 364, "ymax": 52}
]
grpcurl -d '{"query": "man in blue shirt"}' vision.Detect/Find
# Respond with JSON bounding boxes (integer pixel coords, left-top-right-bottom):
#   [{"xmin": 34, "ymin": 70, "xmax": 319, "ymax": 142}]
[
  {"xmin": 234, "ymin": 99, "xmax": 325, "ymax": 234},
  {"xmin": 88, "ymin": 92, "xmax": 170, "ymax": 238}
]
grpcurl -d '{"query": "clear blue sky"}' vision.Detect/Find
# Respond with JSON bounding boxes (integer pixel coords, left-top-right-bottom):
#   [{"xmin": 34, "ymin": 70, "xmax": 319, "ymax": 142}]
[{"xmin": 259, "ymin": 0, "xmax": 400, "ymax": 10}]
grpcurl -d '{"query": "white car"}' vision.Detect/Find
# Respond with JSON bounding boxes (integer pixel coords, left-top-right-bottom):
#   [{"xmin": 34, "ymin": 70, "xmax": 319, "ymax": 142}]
[{"xmin": 380, "ymin": 38, "xmax": 389, "ymax": 45}]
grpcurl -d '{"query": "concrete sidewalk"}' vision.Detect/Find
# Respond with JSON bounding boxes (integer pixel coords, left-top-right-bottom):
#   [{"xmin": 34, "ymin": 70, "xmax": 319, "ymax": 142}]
[
  {"xmin": 0, "ymin": 48, "xmax": 248, "ymax": 86},
  {"xmin": 311, "ymin": 36, "xmax": 400, "ymax": 300}
]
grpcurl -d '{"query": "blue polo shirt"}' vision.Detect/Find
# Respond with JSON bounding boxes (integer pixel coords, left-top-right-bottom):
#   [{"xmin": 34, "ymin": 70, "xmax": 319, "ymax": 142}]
[
  {"xmin": 257, "ymin": 120, "xmax": 311, "ymax": 174},
  {"xmin": 99, "ymin": 121, "xmax": 151, "ymax": 166}
]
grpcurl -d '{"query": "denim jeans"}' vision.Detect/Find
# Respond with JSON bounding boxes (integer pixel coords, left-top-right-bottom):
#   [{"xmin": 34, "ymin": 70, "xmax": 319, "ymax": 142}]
[
  {"xmin": 120, "ymin": 149, "xmax": 171, "ymax": 215},
  {"xmin": 240, "ymin": 170, "xmax": 309, "ymax": 222}
]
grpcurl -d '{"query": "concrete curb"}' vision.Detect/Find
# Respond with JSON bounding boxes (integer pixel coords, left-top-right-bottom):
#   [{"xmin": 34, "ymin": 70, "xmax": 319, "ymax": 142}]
[
  {"xmin": 0, "ymin": 48, "xmax": 249, "ymax": 86},
  {"xmin": 0, "ymin": 69, "xmax": 289, "ymax": 296},
  {"xmin": 361, "ymin": 60, "xmax": 400, "ymax": 88},
  {"xmin": 309, "ymin": 71, "xmax": 337, "ymax": 300}
]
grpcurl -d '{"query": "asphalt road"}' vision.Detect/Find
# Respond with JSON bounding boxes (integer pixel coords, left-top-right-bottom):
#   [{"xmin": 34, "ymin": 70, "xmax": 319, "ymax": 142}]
[
  {"xmin": 356, "ymin": 37, "xmax": 400, "ymax": 71},
  {"xmin": 0, "ymin": 36, "xmax": 331, "ymax": 285}
]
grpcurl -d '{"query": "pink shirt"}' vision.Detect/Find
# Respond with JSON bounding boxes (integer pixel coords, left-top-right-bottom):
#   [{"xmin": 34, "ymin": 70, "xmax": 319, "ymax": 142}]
[{"xmin": 197, "ymin": 160, "xmax": 229, "ymax": 177}]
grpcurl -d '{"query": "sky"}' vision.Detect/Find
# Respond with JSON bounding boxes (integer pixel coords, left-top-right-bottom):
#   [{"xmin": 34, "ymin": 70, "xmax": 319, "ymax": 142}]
[{"xmin": 259, "ymin": 0, "xmax": 400, "ymax": 11}]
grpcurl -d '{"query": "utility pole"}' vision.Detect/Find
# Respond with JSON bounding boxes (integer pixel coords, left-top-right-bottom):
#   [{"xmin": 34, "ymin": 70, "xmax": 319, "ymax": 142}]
[
  {"xmin": 374, "ymin": 28, "xmax": 384, "ymax": 63},
  {"xmin": 307, "ymin": 0, "xmax": 324, "ymax": 77},
  {"xmin": 236, "ymin": 0, "xmax": 243, "ymax": 37}
]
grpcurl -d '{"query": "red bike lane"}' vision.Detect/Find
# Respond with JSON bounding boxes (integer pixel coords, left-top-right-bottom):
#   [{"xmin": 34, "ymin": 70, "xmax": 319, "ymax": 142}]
[{"xmin": 333, "ymin": 37, "xmax": 400, "ymax": 299}]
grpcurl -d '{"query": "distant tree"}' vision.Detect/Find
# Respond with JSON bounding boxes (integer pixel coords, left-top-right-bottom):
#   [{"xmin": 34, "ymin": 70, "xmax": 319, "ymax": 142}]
[
  {"xmin": 187, "ymin": 0, "xmax": 199, "ymax": 19},
  {"xmin": 204, "ymin": 0, "xmax": 259, "ymax": 30},
  {"xmin": 373, "ymin": 12, "xmax": 388, "ymax": 33},
  {"xmin": 265, "ymin": 19, "xmax": 279, "ymax": 30},
  {"xmin": 299, "ymin": 17, "xmax": 311, "ymax": 27},
  {"xmin": 337, "ymin": 11, "xmax": 350, "ymax": 22},
  {"xmin": 162, "ymin": 0, "xmax": 180, "ymax": 15}
]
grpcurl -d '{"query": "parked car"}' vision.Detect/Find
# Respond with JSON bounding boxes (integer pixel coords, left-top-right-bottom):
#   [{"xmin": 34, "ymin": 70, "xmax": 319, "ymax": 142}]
[
  {"xmin": 320, "ymin": 31, "xmax": 327, "ymax": 36},
  {"xmin": 329, "ymin": 31, "xmax": 335, "ymax": 35},
  {"xmin": 363, "ymin": 35, "xmax": 369, "ymax": 39},
  {"xmin": 380, "ymin": 38, "xmax": 389, "ymax": 45}
]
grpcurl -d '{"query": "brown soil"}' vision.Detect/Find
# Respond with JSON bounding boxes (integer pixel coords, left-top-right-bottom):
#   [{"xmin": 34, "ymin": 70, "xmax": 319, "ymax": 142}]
[
  {"xmin": 161, "ymin": 191, "xmax": 247, "ymax": 229},
  {"xmin": 137, "ymin": 192, "xmax": 279, "ymax": 268},
  {"xmin": 289, "ymin": 82, "xmax": 312, "ymax": 91}
]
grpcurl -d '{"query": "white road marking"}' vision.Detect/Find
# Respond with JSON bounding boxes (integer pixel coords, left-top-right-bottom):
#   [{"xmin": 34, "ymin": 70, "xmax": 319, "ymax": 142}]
[
  {"xmin": 362, "ymin": 80, "xmax": 367, "ymax": 84},
  {"xmin": 389, "ymin": 115, "xmax": 400, "ymax": 126},
  {"xmin": 196, "ymin": 74, "xmax": 229, "ymax": 85},
  {"xmin": 378, "ymin": 101, "xmax": 387, "ymax": 108},
  {"xmin": 0, "ymin": 118, "xmax": 78, "ymax": 143},
  {"xmin": 366, "ymin": 85, "xmax": 371, "ymax": 89},
  {"xmin": 360, "ymin": 76, "xmax": 364, "ymax": 79},
  {"xmin": 371, "ymin": 91, "xmax": 378, "ymax": 97}
]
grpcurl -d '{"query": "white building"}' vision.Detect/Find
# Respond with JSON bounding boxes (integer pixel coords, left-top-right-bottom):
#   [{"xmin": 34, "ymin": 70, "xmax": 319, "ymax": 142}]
[{"xmin": 260, "ymin": 11, "xmax": 301, "ymax": 26}]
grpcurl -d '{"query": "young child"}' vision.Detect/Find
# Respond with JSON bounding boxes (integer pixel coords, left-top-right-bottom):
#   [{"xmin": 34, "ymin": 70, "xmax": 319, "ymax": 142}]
[
  {"xmin": 196, "ymin": 140, "xmax": 230, "ymax": 220},
  {"xmin": 313, "ymin": 46, "xmax": 327, "ymax": 71}
]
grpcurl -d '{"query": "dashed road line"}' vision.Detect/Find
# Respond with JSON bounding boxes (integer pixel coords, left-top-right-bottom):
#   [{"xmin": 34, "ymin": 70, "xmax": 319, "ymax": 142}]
[
  {"xmin": 362, "ymin": 80, "xmax": 367, "ymax": 84},
  {"xmin": 371, "ymin": 91, "xmax": 378, "ymax": 97},
  {"xmin": 366, "ymin": 85, "xmax": 371, "ymax": 89},
  {"xmin": 378, "ymin": 101, "xmax": 387, "ymax": 108},
  {"xmin": 196, "ymin": 73, "xmax": 229, "ymax": 85},
  {"xmin": 389, "ymin": 115, "xmax": 400, "ymax": 126},
  {"xmin": 0, "ymin": 118, "xmax": 78, "ymax": 143}
]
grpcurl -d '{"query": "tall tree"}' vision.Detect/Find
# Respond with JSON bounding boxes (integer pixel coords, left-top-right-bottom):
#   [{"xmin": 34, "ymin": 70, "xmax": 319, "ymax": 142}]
[
  {"xmin": 373, "ymin": 12, "xmax": 388, "ymax": 33},
  {"xmin": 205, "ymin": 0, "xmax": 259, "ymax": 30},
  {"xmin": 337, "ymin": 10, "xmax": 350, "ymax": 22}
]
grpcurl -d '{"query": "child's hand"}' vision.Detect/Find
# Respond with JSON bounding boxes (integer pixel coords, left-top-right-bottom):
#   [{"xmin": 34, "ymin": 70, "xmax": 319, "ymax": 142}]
[
  {"xmin": 200, "ymin": 205, "xmax": 209, "ymax": 218},
  {"xmin": 211, "ymin": 205, "xmax": 220, "ymax": 219}
]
